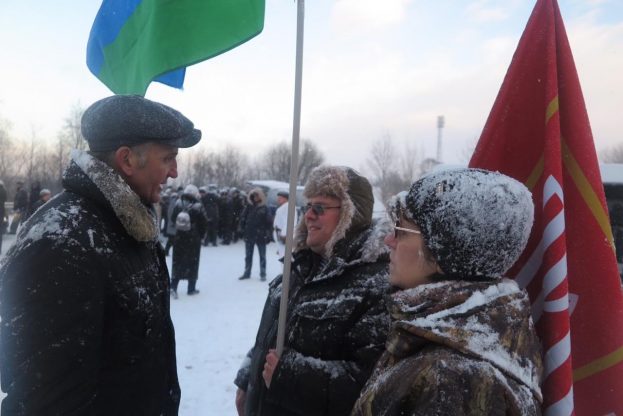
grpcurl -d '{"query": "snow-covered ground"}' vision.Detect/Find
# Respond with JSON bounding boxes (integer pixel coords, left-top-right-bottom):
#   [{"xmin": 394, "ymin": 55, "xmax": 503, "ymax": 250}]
[
  {"xmin": 168, "ymin": 239, "xmax": 281, "ymax": 415},
  {"xmin": 0, "ymin": 233, "xmax": 279, "ymax": 415}
]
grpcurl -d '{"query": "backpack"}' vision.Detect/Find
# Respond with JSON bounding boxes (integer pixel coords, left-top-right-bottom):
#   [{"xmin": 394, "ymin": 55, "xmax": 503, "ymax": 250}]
[{"xmin": 175, "ymin": 203, "xmax": 192, "ymax": 232}]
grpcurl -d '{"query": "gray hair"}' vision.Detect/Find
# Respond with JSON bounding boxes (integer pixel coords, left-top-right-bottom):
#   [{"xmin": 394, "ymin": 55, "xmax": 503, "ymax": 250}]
[{"xmin": 89, "ymin": 143, "xmax": 149, "ymax": 169}]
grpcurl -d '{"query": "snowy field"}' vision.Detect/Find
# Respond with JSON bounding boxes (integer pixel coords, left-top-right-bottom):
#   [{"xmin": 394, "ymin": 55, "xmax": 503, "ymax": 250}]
[
  {"xmin": 0, "ymin": 233, "xmax": 279, "ymax": 416},
  {"xmin": 167, "ymin": 239, "xmax": 281, "ymax": 415}
]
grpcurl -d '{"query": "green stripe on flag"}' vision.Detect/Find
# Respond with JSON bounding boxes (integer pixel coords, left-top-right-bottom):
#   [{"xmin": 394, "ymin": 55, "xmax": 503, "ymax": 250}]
[{"xmin": 99, "ymin": 0, "xmax": 265, "ymax": 95}]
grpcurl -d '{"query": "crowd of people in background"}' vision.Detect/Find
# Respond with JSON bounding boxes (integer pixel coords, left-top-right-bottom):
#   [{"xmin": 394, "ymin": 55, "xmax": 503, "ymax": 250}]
[
  {"xmin": 159, "ymin": 184, "xmax": 249, "ymax": 254},
  {"xmin": 156, "ymin": 183, "xmax": 297, "ymax": 293},
  {"xmin": 0, "ymin": 179, "xmax": 55, "ymax": 254},
  {"xmin": 0, "ymin": 174, "xmax": 299, "ymax": 275}
]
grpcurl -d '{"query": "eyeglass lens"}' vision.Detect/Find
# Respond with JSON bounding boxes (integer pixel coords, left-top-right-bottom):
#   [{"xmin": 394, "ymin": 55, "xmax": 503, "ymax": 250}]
[{"xmin": 303, "ymin": 204, "xmax": 340, "ymax": 216}]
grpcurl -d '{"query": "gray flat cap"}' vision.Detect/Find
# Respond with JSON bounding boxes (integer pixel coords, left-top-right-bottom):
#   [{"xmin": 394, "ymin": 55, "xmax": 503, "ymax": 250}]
[{"xmin": 81, "ymin": 95, "xmax": 201, "ymax": 152}]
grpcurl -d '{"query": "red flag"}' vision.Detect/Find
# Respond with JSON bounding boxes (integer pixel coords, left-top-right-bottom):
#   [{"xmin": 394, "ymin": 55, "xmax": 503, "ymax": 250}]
[{"xmin": 469, "ymin": 0, "xmax": 623, "ymax": 414}]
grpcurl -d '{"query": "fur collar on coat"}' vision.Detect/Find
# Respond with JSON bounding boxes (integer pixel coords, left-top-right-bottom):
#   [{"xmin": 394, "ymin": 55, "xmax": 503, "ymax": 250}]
[{"xmin": 68, "ymin": 149, "xmax": 159, "ymax": 242}]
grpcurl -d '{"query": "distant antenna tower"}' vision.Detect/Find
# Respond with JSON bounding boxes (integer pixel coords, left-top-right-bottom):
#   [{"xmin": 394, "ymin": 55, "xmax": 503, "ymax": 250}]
[{"xmin": 436, "ymin": 115, "xmax": 445, "ymax": 162}]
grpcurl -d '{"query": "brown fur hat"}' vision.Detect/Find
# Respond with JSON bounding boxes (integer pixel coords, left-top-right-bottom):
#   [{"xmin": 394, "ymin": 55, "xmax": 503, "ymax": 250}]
[{"xmin": 295, "ymin": 166, "xmax": 373, "ymax": 257}]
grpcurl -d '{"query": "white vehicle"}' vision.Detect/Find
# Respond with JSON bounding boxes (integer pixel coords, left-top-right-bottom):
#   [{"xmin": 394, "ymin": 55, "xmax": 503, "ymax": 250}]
[{"xmin": 245, "ymin": 180, "xmax": 306, "ymax": 215}]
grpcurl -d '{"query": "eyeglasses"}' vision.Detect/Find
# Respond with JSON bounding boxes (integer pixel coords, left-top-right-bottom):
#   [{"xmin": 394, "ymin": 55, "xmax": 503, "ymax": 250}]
[
  {"xmin": 303, "ymin": 203, "xmax": 341, "ymax": 216},
  {"xmin": 393, "ymin": 221, "xmax": 422, "ymax": 239}
]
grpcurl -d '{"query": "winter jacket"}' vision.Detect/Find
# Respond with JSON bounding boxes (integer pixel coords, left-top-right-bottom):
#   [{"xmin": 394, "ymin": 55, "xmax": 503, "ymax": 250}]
[
  {"xmin": 218, "ymin": 194, "xmax": 233, "ymax": 231},
  {"xmin": 171, "ymin": 195, "xmax": 208, "ymax": 281},
  {"xmin": 13, "ymin": 187, "xmax": 28, "ymax": 212},
  {"xmin": 0, "ymin": 150, "xmax": 180, "ymax": 415},
  {"xmin": 351, "ymin": 279, "xmax": 543, "ymax": 416},
  {"xmin": 240, "ymin": 191, "xmax": 273, "ymax": 245},
  {"xmin": 231, "ymin": 192, "xmax": 246, "ymax": 224},
  {"xmin": 200, "ymin": 191, "xmax": 220, "ymax": 223},
  {"xmin": 234, "ymin": 223, "xmax": 391, "ymax": 416}
]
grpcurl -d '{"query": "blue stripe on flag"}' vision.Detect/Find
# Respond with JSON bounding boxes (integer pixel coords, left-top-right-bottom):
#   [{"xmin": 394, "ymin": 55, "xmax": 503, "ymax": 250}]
[
  {"xmin": 154, "ymin": 68, "xmax": 186, "ymax": 89},
  {"xmin": 86, "ymin": 0, "xmax": 143, "ymax": 76}
]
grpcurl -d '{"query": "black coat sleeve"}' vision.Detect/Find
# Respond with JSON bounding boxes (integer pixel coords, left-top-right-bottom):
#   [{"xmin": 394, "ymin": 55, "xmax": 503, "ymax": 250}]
[
  {"xmin": 265, "ymin": 292, "xmax": 390, "ymax": 415},
  {"xmin": 195, "ymin": 204, "xmax": 209, "ymax": 236},
  {"xmin": 0, "ymin": 240, "xmax": 106, "ymax": 415},
  {"xmin": 233, "ymin": 348, "xmax": 254, "ymax": 391}
]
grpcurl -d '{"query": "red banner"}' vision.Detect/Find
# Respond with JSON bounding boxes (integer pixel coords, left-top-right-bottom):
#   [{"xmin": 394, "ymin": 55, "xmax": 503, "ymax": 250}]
[{"xmin": 469, "ymin": 0, "xmax": 623, "ymax": 414}]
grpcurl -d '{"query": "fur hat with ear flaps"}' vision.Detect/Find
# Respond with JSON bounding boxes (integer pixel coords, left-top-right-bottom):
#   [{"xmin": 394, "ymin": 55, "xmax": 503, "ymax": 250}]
[
  {"xmin": 295, "ymin": 166, "xmax": 374, "ymax": 257},
  {"xmin": 401, "ymin": 168, "xmax": 534, "ymax": 279}
]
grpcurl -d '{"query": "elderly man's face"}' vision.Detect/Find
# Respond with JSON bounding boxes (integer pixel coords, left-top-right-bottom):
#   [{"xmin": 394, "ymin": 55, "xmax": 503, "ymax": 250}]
[
  {"xmin": 125, "ymin": 143, "xmax": 178, "ymax": 204},
  {"xmin": 304, "ymin": 195, "xmax": 341, "ymax": 255}
]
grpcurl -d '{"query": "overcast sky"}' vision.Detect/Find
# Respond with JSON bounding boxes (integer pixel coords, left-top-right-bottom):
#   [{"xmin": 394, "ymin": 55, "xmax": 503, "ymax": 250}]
[{"xmin": 0, "ymin": 0, "xmax": 622, "ymax": 174}]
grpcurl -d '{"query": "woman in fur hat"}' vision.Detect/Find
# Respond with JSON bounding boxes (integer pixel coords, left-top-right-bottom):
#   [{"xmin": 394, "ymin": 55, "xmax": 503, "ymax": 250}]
[
  {"xmin": 234, "ymin": 165, "xmax": 391, "ymax": 416},
  {"xmin": 351, "ymin": 168, "xmax": 543, "ymax": 416}
]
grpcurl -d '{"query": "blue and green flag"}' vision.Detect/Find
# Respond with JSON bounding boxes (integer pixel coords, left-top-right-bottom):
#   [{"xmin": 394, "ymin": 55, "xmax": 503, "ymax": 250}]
[{"xmin": 87, "ymin": 0, "xmax": 265, "ymax": 95}]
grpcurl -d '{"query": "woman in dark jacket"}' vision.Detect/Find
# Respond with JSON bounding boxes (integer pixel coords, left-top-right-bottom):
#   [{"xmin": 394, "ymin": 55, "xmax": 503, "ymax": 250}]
[
  {"xmin": 234, "ymin": 166, "xmax": 391, "ymax": 416},
  {"xmin": 351, "ymin": 168, "xmax": 543, "ymax": 416},
  {"xmin": 238, "ymin": 188, "xmax": 273, "ymax": 281},
  {"xmin": 171, "ymin": 184, "xmax": 208, "ymax": 297}
]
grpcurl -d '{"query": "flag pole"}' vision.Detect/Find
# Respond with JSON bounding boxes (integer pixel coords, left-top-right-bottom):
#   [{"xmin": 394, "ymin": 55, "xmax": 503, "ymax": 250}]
[{"xmin": 276, "ymin": 0, "xmax": 305, "ymax": 356}]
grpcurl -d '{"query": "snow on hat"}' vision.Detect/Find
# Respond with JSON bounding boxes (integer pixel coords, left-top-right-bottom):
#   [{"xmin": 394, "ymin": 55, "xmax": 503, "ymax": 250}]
[
  {"xmin": 403, "ymin": 168, "xmax": 534, "ymax": 279},
  {"xmin": 81, "ymin": 95, "xmax": 201, "ymax": 152},
  {"xmin": 183, "ymin": 184, "xmax": 200, "ymax": 198},
  {"xmin": 39, "ymin": 188, "xmax": 51, "ymax": 196},
  {"xmin": 296, "ymin": 165, "xmax": 373, "ymax": 256}
]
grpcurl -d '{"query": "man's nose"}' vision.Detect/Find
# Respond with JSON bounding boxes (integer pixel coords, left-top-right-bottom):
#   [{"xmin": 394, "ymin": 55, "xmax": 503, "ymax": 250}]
[{"xmin": 169, "ymin": 161, "xmax": 178, "ymax": 178}]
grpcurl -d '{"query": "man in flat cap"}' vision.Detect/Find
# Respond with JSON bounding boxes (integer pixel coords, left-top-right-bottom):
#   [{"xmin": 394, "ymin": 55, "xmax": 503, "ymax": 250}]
[{"xmin": 0, "ymin": 95, "xmax": 200, "ymax": 415}]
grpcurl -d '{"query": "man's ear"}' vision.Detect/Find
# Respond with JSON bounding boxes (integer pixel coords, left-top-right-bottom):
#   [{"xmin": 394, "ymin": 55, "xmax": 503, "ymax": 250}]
[{"xmin": 113, "ymin": 146, "xmax": 135, "ymax": 177}]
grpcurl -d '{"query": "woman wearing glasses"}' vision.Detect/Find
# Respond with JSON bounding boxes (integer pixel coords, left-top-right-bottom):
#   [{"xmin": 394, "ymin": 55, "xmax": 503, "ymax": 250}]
[
  {"xmin": 351, "ymin": 168, "xmax": 543, "ymax": 416},
  {"xmin": 235, "ymin": 165, "xmax": 392, "ymax": 416}
]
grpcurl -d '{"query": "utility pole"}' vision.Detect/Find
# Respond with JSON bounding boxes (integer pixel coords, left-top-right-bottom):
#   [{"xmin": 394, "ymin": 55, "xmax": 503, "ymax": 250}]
[{"xmin": 436, "ymin": 115, "xmax": 445, "ymax": 162}]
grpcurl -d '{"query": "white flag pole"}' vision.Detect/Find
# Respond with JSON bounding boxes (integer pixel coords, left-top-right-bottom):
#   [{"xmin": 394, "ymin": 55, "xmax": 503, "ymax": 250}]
[{"xmin": 276, "ymin": 0, "xmax": 305, "ymax": 356}]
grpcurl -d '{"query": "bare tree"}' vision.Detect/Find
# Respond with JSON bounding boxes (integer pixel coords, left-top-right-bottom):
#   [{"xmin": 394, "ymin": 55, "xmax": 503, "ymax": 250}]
[
  {"xmin": 298, "ymin": 139, "xmax": 325, "ymax": 184},
  {"xmin": 63, "ymin": 103, "xmax": 87, "ymax": 150},
  {"xmin": 258, "ymin": 139, "xmax": 325, "ymax": 184},
  {"xmin": 366, "ymin": 135, "xmax": 425, "ymax": 206},
  {"xmin": 600, "ymin": 143, "xmax": 623, "ymax": 163},
  {"xmin": 191, "ymin": 148, "xmax": 214, "ymax": 186},
  {"xmin": 399, "ymin": 141, "xmax": 421, "ymax": 184},
  {"xmin": 367, "ymin": 135, "xmax": 401, "ymax": 204},
  {"xmin": 215, "ymin": 145, "xmax": 248, "ymax": 188},
  {"xmin": 262, "ymin": 142, "xmax": 291, "ymax": 182},
  {"xmin": 48, "ymin": 104, "xmax": 86, "ymax": 185},
  {"xmin": 0, "ymin": 116, "xmax": 15, "ymax": 181},
  {"xmin": 244, "ymin": 159, "xmax": 263, "ymax": 182}
]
